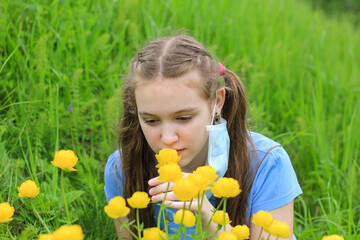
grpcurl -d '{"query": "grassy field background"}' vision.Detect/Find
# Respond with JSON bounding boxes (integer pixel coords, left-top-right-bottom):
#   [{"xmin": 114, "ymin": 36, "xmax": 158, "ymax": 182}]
[{"xmin": 0, "ymin": 0, "xmax": 359, "ymax": 239}]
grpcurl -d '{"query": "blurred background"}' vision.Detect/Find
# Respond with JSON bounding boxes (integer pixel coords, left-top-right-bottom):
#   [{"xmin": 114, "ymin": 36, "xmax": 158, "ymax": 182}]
[{"xmin": 0, "ymin": 0, "xmax": 359, "ymax": 239}]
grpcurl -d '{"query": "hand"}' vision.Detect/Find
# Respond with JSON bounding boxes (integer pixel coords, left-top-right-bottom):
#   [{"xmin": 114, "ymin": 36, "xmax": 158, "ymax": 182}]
[
  {"xmin": 148, "ymin": 174, "xmax": 215, "ymax": 225},
  {"xmin": 148, "ymin": 177, "xmax": 177, "ymax": 202}
]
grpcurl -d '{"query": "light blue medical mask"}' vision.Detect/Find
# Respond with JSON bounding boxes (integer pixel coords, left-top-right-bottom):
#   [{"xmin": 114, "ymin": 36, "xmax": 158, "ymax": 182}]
[{"xmin": 205, "ymin": 101, "xmax": 230, "ymax": 199}]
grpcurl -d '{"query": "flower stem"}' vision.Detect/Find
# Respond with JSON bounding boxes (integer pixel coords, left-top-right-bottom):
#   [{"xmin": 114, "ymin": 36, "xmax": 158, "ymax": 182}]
[
  {"xmin": 256, "ymin": 228, "xmax": 263, "ymax": 240},
  {"xmin": 197, "ymin": 194, "xmax": 204, "ymax": 239},
  {"xmin": 205, "ymin": 197, "xmax": 225, "ymax": 235},
  {"xmin": 176, "ymin": 203, "xmax": 187, "ymax": 239},
  {"xmin": 188, "ymin": 198, "xmax": 193, "ymax": 210},
  {"xmin": 183, "ymin": 224, "xmax": 186, "ymax": 240},
  {"xmin": 61, "ymin": 170, "xmax": 71, "ymax": 225},
  {"xmin": 136, "ymin": 209, "xmax": 141, "ymax": 240},
  {"xmin": 266, "ymin": 232, "xmax": 272, "ymax": 240},
  {"xmin": 223, "ymin": 198, "xmax": 227, "ymax": 231},
  {"xmin": 30, "ymin": 200, "xmax": 51, "ymax": 234},
  {"xmin": 213, "ymin": 224, "xmax": 222, "ymax": 237},
  {"xmin": 118, "ymin": 218, "xmax": 138, "ymax": 240},
  {"xmin": 157, "ymin": 182, "xmax": 170, "ymax": 233}
]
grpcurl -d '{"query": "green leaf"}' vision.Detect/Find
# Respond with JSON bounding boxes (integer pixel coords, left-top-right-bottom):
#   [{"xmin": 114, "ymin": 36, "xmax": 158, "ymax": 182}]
[{"xmin": 58, "ymin": 190, "xmax": 85, "ymax": 207}]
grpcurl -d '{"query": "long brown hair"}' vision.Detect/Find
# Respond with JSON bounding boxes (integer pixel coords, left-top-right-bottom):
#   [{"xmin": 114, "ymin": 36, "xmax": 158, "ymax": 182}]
[{"xmin": 119, "ymin": 35, "xmax": 255, "ymax": 233}]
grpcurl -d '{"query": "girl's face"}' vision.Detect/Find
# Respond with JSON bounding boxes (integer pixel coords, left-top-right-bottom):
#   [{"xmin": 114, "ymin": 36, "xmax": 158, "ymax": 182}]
[{"xmin": 135, "ymin": 70, "xmax": 224, "ymax": 172}]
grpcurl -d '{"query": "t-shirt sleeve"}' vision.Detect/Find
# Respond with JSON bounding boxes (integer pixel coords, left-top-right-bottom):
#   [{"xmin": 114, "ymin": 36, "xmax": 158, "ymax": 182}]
[
  {"xmin": 104, "ymin": 150, "xmax": 124, "ymax": 203},
  {"xmin": 250, "ymin": 146, "xmax": 302, "ymax": 215}
]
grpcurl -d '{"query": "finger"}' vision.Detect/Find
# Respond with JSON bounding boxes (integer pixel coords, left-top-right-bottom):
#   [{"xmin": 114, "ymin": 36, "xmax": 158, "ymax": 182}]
[
  {"xmin": 164, "ymin": 200, "xmax": 199, "ymax": 211},
  {"xmin": 148, "ymin": 177, "xmax": 162, "ymax": 186},
  {"xmin": 151, "ymin": 191, "xmax": 178, "ymax": 202},
  {"xmin": 148, "ymin": 171, "xmax": 190, "ymax": 186},
  {"xmin": 181, "ymin": 172, "xmax": 190, "ymax": 178},
  {"xmin": 149, "ymin": 182, "xmax": 175, "ymax": 196}
]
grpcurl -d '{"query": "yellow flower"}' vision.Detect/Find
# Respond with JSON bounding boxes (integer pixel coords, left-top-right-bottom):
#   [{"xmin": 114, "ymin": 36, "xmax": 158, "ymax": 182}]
[
  {"xmin": 173, "ymin": 177, "xmax": 199, "ymax": 201},
  {"xmin": 157, "ymin": 163, "xmax": 183, "ymax": 182},
  {"xmin": 267, "ymin": 220, "xmax": 291, "ymax": 238},
  {"xmin": 18, "ymin": 180, "xmax": 40, "ymax": 198},
  {"xmin": 127, "ymin": 191, "xmax": 150, "ymax": 209},
  {"xmin": 51, "ymin": 150, "xmax": 78, "ymax": 171},
  {"xmin": 211, "ymin": 210, "xmax": 231, "ymax": 225},
  {"xmin": 190, "ymin": 166, "xmax": 218, "ymax": 195},
  {"xmin": 0, "ymin": 202, "xmax": 15, "ymax": 223},
  {"xmin": 252, "ymin": 210, "xmax": 273, "ymax": 228},
  {"xmin": 155, "ymin": 148, "xmax": 181, "ymax": 168},
  {"xmin": 142, "ymin": 227, "xmax": 166, "ymax": 240},
  {"xmin": 104, "ymin": 196, "xmax": 130, "ymax": 218},
  {"xmin": 39, "ymin": 234, "xmax": 54, "ymax": 240},
  {"xmin": 263, "ymin": 223, "xmax": 272, "ymax": 234},
  {"xmin": 174, "ymin": 209, "xmax": 196, "ymax": 227},
  {"xmin": 211, "ymin": 177, "xmax": 241, "ymax": 198},
  {"xmin": 218, "ymin": 232, "xmax": 237, "ymax": 240},
  {"xmin": 52, "ymin": 225, "xmax": 85, "ymax": 240},
  {"xmin": 322, "ymin": 234, "xmax": 345, "ymax": 240},
  {"xmin": 231, "ymin": 225, "xmax": 250, "ymax": 240}
]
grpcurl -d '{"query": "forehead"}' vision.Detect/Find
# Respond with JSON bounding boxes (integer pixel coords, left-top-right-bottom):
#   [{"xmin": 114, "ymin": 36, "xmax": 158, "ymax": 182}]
[{"xmin": 135, "ymin": 70, "xmax": 209, "ymax": 114}]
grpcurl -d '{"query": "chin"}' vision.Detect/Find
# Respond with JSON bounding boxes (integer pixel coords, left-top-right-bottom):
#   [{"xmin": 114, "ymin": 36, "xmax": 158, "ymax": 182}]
[{"xmin": 177, "ymin": 159, "xmax": 190, "ymax": 168}]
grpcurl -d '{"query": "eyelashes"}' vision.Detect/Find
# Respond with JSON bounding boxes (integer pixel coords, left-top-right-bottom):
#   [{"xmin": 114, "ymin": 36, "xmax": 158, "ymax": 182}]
[{"xmin": 143, "ymin": 116, "xmax": 193, "ymax": 125}]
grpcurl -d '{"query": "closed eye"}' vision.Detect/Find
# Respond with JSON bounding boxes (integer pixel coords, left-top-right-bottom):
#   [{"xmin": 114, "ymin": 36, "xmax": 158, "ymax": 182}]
[
  {"xmin": 144, "ymin": 119, "xmax": 159, "ymax": 125},
  {"xmin": 176, "ymin": 116, "xmax": 192, "ymax": 122}
]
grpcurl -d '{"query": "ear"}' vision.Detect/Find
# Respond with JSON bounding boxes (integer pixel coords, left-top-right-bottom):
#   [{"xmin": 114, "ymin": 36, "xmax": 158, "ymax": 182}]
[{"xmin": 215, "ymin": 87, "xmax": 226, "ymax": 115}]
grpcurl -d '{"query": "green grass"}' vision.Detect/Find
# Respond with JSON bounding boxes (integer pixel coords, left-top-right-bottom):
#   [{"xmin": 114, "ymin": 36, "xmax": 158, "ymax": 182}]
[{"xmin": 0, "ymin": 0, "xmax": 359, "ymax": 239}]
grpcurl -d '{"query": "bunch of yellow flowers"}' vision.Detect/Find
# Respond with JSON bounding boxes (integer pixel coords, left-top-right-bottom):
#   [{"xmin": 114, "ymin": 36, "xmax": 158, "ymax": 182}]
[
  {"xmin": 103, "ymin": 149, "xmax": 263, "ymax": 239},
  {"xmin": 103, "ymin": 148, "xmax": 346, "ymax": 240}
]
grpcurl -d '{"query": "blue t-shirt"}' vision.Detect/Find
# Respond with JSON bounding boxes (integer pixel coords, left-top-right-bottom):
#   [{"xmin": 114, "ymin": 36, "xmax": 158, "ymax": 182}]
[{"xmin": 104, "ymin": 132, "xmax": 302, "ymax": 238}]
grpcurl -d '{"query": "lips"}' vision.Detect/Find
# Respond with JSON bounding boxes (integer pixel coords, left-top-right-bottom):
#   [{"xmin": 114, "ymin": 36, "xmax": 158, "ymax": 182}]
[{"xmin": 176, "ymin": 149, "xmax": 184, "ymax": 156}]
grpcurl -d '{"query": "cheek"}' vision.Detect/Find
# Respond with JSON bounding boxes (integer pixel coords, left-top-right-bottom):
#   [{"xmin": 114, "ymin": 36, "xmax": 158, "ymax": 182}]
[
  {"xmin": 181, "ymin": 121, "xmax": 208, "ymax": 143},
  {"xmin": 139, "ymin": 124, "xmax": 159, "ymax": 147}
]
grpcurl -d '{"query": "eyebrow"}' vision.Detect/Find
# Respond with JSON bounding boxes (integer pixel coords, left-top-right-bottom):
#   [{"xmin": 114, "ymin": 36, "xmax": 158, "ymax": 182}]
[{"xmin": 138, "ymin": 107, "xmax": 199, "ymax": 117}]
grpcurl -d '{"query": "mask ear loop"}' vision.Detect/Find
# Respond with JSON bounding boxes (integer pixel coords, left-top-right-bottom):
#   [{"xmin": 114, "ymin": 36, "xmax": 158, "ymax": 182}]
[{"xmin": 210, "ymin": 94, "xmax": 217, "ymax": 126}]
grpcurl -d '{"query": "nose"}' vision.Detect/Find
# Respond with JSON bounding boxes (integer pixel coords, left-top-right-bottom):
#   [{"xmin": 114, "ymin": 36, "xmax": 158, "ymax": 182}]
[{"xmin": 160, "ymin": 124, "xmax": 179, "ymax": 146}]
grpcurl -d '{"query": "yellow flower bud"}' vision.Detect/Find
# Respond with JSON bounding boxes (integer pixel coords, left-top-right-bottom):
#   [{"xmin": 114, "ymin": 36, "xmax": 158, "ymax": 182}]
[
  {"xmin": 0, "ymin": 202, "xmax": 15, "ymax": 223},
  {"xmin": 190, "ymin": 166, "xmax": 218, "ymax": 195},
  {"xmin": 173, "ymin": 177, "xmax": 199, "ymax": 201},
  {"xmin": 127, "ymin": 191, "xmax": 150, "ymax": 209},
  {"xmin": 104, "ymin": 196, "xmax": 130, "ymax": 218},
  {"xmin": 155, "ymin": 148, "xmax": 181, "ymax": 168},
  {"xmin": 39, "ymin": 234, "xmax": 54, "ymax": 240},
  {"xmin": 218, "ymin": 232, "xmax": 237, "ymax": 240},
  {"xmin": 252, "ymin": 210, "xmax": 273, "ymax": 228},
  {"xmin": 231, "ymin": 225, "xmax": 250, "ymax": 240},
  {"xmin": 263, "ymin": 223, "xmax": 272, "ymax": 234},
  {"xmin": 157, "ymin": 163, "xmax": 183, "ymax": 182},
  {"xmin": 174, "ymin": 209, "xmax": 196, "ymax": 227},
  {"xmin": 142, "ymin": 227, "xmax": 166, "ymax": 240},
  {"xmin": 322, "ymin": 234, "xmax": 345, "ymax": 240},
  {"xmin": 51, "ymin": 150, "xmax": 78, "ymax": 171},
  {"xmin": 52, "ymin": 225, "xmax": 85, "ymax": 240},
  {"xmin": 211, "ymin": 210, "xmax": 231, "ymax": 225},
  {"xmin": 18, "ymin": 180, "xmax": 40, "ymax": 198},
  {"xmin": 211, "ymin": 177, "xmax": 241, "ymax": 198},
  {"xmin": 268, "ymin": 220, "xmax": 291, "ymax": 238}
]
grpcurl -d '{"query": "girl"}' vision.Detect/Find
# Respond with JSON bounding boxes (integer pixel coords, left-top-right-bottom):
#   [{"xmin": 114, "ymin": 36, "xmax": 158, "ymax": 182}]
[{"xmin": 104, "ymin": 35, "xmax": 302, "ymax": 239}]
